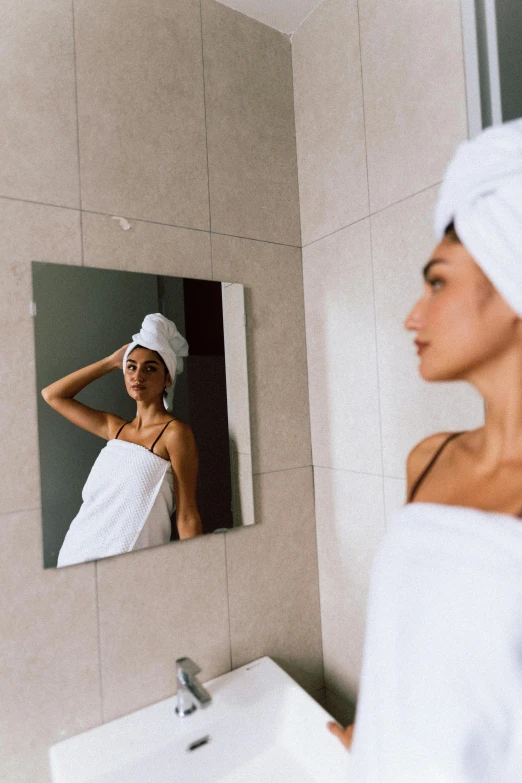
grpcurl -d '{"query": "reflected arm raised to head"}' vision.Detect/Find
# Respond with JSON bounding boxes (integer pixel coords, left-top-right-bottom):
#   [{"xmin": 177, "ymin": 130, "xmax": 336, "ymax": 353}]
[{"xmin": 40, "ymin": 345, "xmax": 128, "ymax": 440}]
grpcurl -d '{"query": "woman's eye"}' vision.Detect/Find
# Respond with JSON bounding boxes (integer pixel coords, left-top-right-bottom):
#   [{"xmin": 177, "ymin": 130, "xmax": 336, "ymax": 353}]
[{"xmin": 427, "ymin": 277, "xmax": 443, "ymax": 291}]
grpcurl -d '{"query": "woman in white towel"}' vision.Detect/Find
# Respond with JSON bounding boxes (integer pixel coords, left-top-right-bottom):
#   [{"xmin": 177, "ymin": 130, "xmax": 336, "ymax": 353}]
[
  {"xmin": 328, "ymin": 119, "xmax": 522, "ymax": 781},
  {"xmin": 42, "ymin": 313, "xmax": 203, "ymax": 567}
]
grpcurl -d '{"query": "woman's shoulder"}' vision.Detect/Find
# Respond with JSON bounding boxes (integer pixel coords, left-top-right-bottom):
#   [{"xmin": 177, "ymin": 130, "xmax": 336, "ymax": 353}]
[
  {"xmin": 406, "ymin": 431, "xmax": 457, "ymax": 490},
  {"xmin": 106, "ymin": 415, "xmax": 131, "ymax": 440},
  {"xmin": 163, "ymin": 419, "xmax": 197, "ymax": 464},
  {"xmin": 163, "ymin": 418, "xmax": 194, "ymax": 443}
]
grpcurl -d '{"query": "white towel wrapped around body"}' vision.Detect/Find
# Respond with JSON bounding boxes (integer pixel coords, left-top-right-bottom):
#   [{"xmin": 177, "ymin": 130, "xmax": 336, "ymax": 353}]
[
  {"xmin": 350, "ymin": 502, "xmax": 522, "ymax": 783},
  {"xmin": 57, "ymin": 439, "xmax": 174, "ymax": 567}
]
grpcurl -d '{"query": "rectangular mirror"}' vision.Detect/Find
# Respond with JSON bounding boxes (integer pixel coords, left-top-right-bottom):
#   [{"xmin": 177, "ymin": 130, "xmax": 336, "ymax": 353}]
[{"xmin": 32, "ymin": 262, "xmax": 254, "ymax": 569}]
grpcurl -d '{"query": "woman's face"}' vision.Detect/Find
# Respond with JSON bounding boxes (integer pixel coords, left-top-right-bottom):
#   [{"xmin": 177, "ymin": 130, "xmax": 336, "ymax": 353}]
[
  {"xmin": 404, "ymin": 236, "xmax": 520, "ymax": 382},
  {"xmin": 124, "ymin": 346, "xmax": 171, "ymax": 403}
]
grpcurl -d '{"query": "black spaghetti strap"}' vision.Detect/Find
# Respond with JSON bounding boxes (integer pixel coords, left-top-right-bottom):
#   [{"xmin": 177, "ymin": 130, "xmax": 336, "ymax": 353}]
[
  {"xmin": 408, "ymin": 431, "xmax": 465, "ymax": 502},
  {"xmin": 149, "ymin": 419, "xmax": 175, "ymax": 454},
  {"xmin": 115, "ymin": 421, "xmax": 129, "ymax": 439}
]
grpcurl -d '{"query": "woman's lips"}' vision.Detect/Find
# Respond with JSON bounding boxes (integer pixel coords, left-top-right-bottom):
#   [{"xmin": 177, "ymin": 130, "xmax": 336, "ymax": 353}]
[
  {"xmin": 132, "ymin": 385, "xmax": 145, "ymax": 390},
  {"xmin": 415, "ymin": 340, "xmax": 429, "ymax": 355}
]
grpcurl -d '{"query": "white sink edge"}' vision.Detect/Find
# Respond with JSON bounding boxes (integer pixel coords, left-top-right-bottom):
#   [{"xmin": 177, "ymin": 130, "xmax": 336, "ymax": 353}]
[{"xmin": 49, "ymin": 656, "xmax": 351, "ymax": 783}]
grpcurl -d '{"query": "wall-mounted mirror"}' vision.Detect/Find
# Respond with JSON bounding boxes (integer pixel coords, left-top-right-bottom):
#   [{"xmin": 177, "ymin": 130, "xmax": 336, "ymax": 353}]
[{"xmin": 32, "ymin": 262, "xmax": 254, "ymax": 569}]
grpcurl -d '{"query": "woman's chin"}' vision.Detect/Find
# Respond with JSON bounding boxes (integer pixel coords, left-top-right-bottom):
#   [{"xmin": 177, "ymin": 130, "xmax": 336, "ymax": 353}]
[{"xmin": 418, "ymin": 360, "xmax": 457, "ymax": 383}]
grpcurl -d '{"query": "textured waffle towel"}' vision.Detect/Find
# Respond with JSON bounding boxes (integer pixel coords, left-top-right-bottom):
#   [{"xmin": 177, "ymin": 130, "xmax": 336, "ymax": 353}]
[
  {"xmin": 434, "ymin": 118, "xmax": 522, "ymax": 317},
  {"xmin": 57, "ymin": 439, "xmax": 173, "ymax": 566},
  {"xmin": 350, "ymin": 502, "xmax": 522, "ymax": 783}
]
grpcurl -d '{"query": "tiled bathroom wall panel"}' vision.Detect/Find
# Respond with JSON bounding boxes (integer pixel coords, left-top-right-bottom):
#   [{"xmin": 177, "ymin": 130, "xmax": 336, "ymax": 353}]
[
  {"xmin": 0, "ymin": 0, "xmax": 79, "ymax": 208},
  {"xmin": 82, "ymin": 212, "xmax": 212, "ymax": 279},
  {"xmin": 371, "ymin": 186, "xmax": 484, "ymax": 478},
  {"xmin": 211, "ymin": 233, "xmax": 312, "ymax": 474},
  {"xmin": 292, "ymin": 0, "xmax": 368, "ymax": 247},
  {"xmin": 96, "ymin": 534, "xmax": 230, "ymax": 722},
  {"xmin": 0, "ymin": 200, "xmax": 82, "ymax": 514},
  {"xmin": 0, "ymin": 510, "xmax": 100, "ymax": 783},
  {"xmin": 383, "ymin": 476, "xmax": 407, "ymax": 526},
  {"xmin": 314, "ymin": 467, "xmax": 386, "ymax": 703},
  {"xmin": 303, "ymin": 219, "xmax": 382, "ymax": 475},
  {"xmin": 74, "ymin": 0, "xmax": 210, "ymax": 229},
  {"xmin": 225, "ymin": 467, "xmax": 324, "ymax": 693},
  {"xmin": 358, "ymin": 0, "xmax": 468, "ymax": 213},
  {"xmin": 201, "ymin": 0, "xmax": 301, "ymax": 245}
]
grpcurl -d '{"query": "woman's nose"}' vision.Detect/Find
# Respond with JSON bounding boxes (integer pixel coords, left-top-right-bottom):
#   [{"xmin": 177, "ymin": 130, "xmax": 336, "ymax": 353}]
[{"xmin": 404, "ymin": 299, "xmax": 424, "ymax": 331}]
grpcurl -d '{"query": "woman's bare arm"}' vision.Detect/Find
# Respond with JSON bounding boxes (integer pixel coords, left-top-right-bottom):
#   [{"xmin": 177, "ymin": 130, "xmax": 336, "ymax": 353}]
[
  {"xmin": 165, "ymin": 421, "xmax": 203, "ymax": 539},
  {"xmin": 41, "ymin": 345, "xmax": 129, "ymax": 440}
]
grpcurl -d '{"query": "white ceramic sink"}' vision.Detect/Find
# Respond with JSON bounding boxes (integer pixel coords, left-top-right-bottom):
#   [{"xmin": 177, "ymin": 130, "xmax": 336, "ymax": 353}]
[{"xmin": 49, "ymin": 656, "xmax": 352, "ymax": 782}]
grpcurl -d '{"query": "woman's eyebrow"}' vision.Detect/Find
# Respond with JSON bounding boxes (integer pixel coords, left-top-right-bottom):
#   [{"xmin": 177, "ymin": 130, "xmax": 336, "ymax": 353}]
[
  {"xmin": 422, "ymin": 258, "xmax": 449, "ymax": 280},
  {"xmin": 126, "ymin": 358, "xmax": 160, "ymax": 365}
]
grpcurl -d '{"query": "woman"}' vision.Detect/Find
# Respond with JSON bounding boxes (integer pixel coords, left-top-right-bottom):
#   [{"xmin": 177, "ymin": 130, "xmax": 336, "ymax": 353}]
[
  {"xmin": 42, "ymin": 313, "xmax": 202, "ymax": 567},
  {"xmin": 328, "ymin": 118, "xmax": 522, "ymax": 780}
]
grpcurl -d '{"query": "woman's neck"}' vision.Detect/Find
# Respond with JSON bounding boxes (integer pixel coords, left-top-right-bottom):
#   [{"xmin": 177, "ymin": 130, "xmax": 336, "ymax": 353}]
[
  {"xmin": 133, "ymin": 401, "xmax": 170, "ymax": 429},
  {"xmin": 465, "ymin": 345, "xmax": 522, "ymax": 465}
]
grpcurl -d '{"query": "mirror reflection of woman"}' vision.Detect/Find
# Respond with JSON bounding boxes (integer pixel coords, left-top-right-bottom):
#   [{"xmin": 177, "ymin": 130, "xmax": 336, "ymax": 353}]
[
  {"xmin": 42, "ymin": 313, "xmax": 202, "ymax": 567},
  {"xmin": 328, "ymin": 118, "xmax": 522, "ymax": 779}
]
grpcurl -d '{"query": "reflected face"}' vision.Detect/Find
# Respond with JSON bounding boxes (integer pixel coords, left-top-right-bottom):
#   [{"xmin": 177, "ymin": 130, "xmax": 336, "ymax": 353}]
[
  {"xmin": 404, "ymin": 236, "xmax": 519, "ymax": 382},
  {"xmin": 124, "ymin": 346, "xmax": 171, "ymax": 403}
]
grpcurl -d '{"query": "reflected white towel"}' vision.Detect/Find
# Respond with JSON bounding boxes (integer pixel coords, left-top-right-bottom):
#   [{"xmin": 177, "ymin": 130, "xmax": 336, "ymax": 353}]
[
  {"xmin": 350, "ymin": 503, "xmax": 522, "ymax": 783},
  {"xmin": 57, "ymin": 439, "xmax": 173, "ymax": 567}
]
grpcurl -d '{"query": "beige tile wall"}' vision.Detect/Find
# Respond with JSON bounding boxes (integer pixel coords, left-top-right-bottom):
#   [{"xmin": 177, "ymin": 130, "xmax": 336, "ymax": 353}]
[
  {"xmin": 0, "ymin": 2, "xmax": 321, "ymax": 780},
  {"xmin": 293, "ymin": 0, "xmax": 484, "ymax": 724}
]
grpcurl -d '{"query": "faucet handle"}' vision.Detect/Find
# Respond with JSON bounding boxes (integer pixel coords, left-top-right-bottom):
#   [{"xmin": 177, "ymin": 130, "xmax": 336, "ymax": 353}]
[{"xmin": 176, "ymin": 657, "xmax": 201, "ymax": 680}]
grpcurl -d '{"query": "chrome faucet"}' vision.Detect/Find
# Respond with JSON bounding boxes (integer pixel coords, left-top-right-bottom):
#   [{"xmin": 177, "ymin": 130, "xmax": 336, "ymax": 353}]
[{"xmin": 175, "ymin": 657, "xmax": 212, "ymax": 717}]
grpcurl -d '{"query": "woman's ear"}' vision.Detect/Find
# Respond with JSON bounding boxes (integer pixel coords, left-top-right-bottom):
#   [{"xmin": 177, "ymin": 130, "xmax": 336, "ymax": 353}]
[{"xmin": 165, "ymin": 373, "xmax": 172, "ymax": 390}]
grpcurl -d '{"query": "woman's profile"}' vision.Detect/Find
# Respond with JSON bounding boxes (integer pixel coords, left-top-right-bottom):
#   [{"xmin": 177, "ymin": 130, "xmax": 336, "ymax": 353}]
[
  {"xmin": 42, "ymin": 312, "xmax": 202, "ymax": 568},
  {"xmin": 328, "ymin": 118, "xmax": 522, "ymax": 780}
]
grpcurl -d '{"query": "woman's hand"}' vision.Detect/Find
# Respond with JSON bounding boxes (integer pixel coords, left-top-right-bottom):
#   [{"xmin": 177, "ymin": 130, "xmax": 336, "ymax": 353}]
[
  {"xmin": 107, "ymin": 344, "xmax": 131, "ymax": 371},
  {"xmin": 327, "ymin": 721, "xmax": 354, "ymax": 751}
]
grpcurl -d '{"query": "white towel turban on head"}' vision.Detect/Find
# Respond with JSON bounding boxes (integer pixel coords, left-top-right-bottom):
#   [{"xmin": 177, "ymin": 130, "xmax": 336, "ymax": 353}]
[
  {"xmin": 434, "ymin": 117, "xmax": 522, "ymax": 317},
  {"xmin": 122, "ymin": 313, "xmax": 189, "ymax": 410}
]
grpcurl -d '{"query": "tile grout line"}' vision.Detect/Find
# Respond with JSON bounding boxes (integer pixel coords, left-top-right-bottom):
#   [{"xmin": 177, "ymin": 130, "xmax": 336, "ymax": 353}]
[
  {"xmin": 300, "ymin": 180, "xmax": 443, "ymax": 250},
  {"xmin": 356, "ymin": 0, "xmax": 387, "ymax": 526},
  {"xmin": 310, "ymin": 462, "xmax": 327, "ymax": 696},
  {"xmin": 253, "ymin": 463, "xmax": 313, "ymax": 477},
  {"xmin": 71, "ymin": 0, "xmax": 84, "ymax": 266},
  {"xmin": 199, "ymin": 0, "xmax": 213, "ymax": 278},
  {"xmin": 0, "ymin": 192, "xmax": 304, "ymax": 250},
  {"xmin": 0, "ymin": 180, "xmax": 443, "ymax": 258},
  {"xmin": 223, "ymin": 533, "xmax": 234, "ymax": 672},
  {"xmin": 312, "ymin": 464, "xmax": 405, "ymax": 480},
  {"xmin": 94, "ymin": 561, "xmax": 105, "ymax": 723},
  {"xmin": 289, "ymin": 33, "xmax": 303, "ymax": 249}
]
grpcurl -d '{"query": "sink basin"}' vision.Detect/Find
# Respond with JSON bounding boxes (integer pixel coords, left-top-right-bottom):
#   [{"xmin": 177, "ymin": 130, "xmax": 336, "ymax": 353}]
[{"xmin": 49, "ymin": 656, "xmax": 352, "ymax": 782}]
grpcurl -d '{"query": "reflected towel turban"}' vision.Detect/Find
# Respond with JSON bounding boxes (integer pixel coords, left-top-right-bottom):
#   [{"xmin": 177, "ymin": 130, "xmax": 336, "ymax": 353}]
[
  {"xmin": 123, "ymin": 313, "xmax": 189, "ymax": 409},
  {"xmin": 434, "ymin": 118, "xmax": 522, "ymax": 317}
]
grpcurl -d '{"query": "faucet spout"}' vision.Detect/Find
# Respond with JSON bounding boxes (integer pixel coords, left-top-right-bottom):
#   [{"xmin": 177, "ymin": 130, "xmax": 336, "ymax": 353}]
[{"xmin": 175, "ymin": 657, "xmax": 212, "ymax": 717}]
